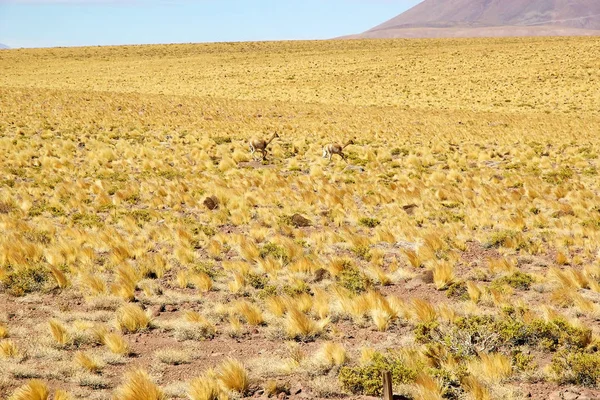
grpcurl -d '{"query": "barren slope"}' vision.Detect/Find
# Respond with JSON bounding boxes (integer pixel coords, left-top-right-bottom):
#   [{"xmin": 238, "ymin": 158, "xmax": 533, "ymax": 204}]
[{"xmin": 347, "ymin": 0, "xmax": 600, "ymax": 38}]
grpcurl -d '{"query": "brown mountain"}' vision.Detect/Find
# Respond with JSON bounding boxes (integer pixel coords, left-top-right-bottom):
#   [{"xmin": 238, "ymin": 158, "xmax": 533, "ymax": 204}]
[{"xmin": 345, "ymin": 0, "xmax": 600, "ymax": 39}]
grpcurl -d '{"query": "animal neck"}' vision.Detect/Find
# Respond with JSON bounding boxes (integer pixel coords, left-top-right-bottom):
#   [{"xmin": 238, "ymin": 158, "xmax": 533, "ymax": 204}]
[
  {"xmin": 343, "ymin": 140, "xmax": 353, "ymax": 149},
  {"xmin": 267, "ymin": 133, "xmax": 278, "ymax": 145}
]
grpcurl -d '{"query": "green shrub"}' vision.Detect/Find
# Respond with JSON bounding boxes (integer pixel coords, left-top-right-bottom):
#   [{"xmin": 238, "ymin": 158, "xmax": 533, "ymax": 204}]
[
  {"xmin": 512, "ymin": 350, "xmax": 536, "ymax": 372},
  {"xmin": 282, "ymin": 280, "xmax": 310, "ymax": 296},
  {"xmin": 492, "ymin": 271, "xmax": 533, "ymax": 290},
  {"xmin": 485, "ymin": 230, "xmax": 519, "ymax": 248},
  {"xmin": 351, "ymin": 245, "xmax": 371, "ymax": 261},
  {"xmin": 446, "ymin": 281, "xmax": 468, "ymax": 300},
  {"xmin": 129, "ymin": 209, "xmax": 152, "ymax": 224},
  {"xmin": 414, "ymin": 315, "xmax": 591, "ymax": 357},
  {"xmin": 2, "ymin": 266, "xmax": 49, "ymax": 296},
  {"xmin": 213, "ymin": 136, "xmax": 232, "ymax": 145},
  {"xmin": 259, "ymin": 242, "xmax": 290, "ymax": 264},
  {"xmin": 247, "ymin": 273, "xmax": 268, "ymax": 290},
  {"xmin": 337, "ymin": 266, "xmax": 371, "ymax": 294},
  {"xmin": 72, "ymin": 212, "xmax": 103, "ymax": 228},
  {"xmin": 528, "ymin": 319, "xmax": 592, "ymax": 351},
  {"xmin": 358, "ymin": 217, "xmax": 380, "ymax": 228},
  {"xmin": 550, "ymin": 350, "xmax": 600, "ymax": 387},
  {"xmin": 339, "ymin": 353, "xmax": 417, "ymax": 396},
  {"xmin": 391, "ymin": 148, "xmax": 409, "ymax": 157}
]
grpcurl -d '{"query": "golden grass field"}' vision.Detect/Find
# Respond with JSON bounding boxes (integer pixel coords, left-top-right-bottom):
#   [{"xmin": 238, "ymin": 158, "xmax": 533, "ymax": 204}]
[{"xmin": 1, "ymin": 36, "xmax": 600, "ymax": 400}]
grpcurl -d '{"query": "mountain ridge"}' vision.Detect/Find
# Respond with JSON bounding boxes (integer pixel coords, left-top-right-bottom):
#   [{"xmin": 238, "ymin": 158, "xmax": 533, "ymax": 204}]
[{"xmin": 345, "ymin": 0, "xmax": 600, "ymax": 39}]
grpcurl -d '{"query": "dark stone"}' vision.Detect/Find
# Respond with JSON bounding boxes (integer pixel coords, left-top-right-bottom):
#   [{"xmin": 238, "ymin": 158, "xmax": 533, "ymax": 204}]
[
  {"xmin": 203, "ymin": 196, "xmax": 219, "ymax": 210},
  {"xmin": 402, "ymin": 204, "xmax": 418, "ymax": 215},
  {"xmin": 291, "ymin": 213, "xmax": 311, "ymax": 227},
  {"xmin": 420, "ymin": 270, "xmax": 434, "ymax": 284},
  {"xmin": 314, "ymin": 268, "xmax": 330, "ymax": 282}
]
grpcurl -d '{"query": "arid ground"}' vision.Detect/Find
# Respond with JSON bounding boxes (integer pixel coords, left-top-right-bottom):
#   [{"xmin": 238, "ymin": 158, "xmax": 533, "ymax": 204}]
[{"xmin": 1, "ymin": 37, "xmax": 600, "ymax": 400}]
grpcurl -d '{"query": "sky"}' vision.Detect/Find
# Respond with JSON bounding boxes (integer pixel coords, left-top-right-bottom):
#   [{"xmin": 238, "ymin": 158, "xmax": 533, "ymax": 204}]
[{"xmin": 0, "ymin": 0, "xmax": 422, "ymax": 48}]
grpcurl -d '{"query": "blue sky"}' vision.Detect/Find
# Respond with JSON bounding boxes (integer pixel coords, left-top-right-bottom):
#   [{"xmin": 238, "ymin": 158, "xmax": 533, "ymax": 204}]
[{"xmin": 0, "ymin": 0, "xmax": 421, "ymax": 48}]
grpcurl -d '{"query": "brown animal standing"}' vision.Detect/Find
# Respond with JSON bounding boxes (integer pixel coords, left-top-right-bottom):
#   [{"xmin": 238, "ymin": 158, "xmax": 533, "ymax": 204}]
[
  {"xmin": 249, "ymin": 132, "xmax": 279, "ymax": 161},
  {"xmin": 322, "ymin": 139, "xmax": 355, "ymax": 163}
]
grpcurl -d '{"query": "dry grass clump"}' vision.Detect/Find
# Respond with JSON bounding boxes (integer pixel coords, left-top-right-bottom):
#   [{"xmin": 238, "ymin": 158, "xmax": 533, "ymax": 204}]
[
  {"xmin": 101, "ymin": 332, "xmax": 130, "ymax": 355},
  {"xmin": 48, "ymin": 320, "xmax": 70, "ymax": 347},
  {"xmin": 216, "ymin": 358, "xmax": 250, "ymax": 395},
  {"xmin": 113, "ymin": 369, "xmax": 166, "ymax": 400},
  {"xmin": 8, "ymin": 380, "xmax": 49, "ymax": 400},
  {"xmin": 74, "ymin": 351, "xmax": 103, "ymax": 373},
  {"xmin": 155, "ymin": 349, "xmax": 191, "ymax": 365},
  {"xmin": 0, "ymin": 339, "xmax": 20, "ymax": 358},
  {"xmin": 468, "ymin": 353, "xmax": 513, "ymax": 383},
  {"xmin": 0, "ymin": 323, "xmax": 9, "ymax": 338},
  {"xmin": 285, "ymin": 308, "xmax": 328, "ymax": 341},
  {"xmin": 188, "ymin": 376, "xmax": 220, "ymax": 400},
  {"xmin": 115, "ymin": 304, "xmax": 151, "ymax": 333}
]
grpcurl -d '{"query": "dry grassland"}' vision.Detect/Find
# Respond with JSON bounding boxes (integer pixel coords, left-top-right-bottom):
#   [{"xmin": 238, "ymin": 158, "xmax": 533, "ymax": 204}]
[{"xmin": 1, "ymin": 37, "xmax": 600, "ymax": 399}]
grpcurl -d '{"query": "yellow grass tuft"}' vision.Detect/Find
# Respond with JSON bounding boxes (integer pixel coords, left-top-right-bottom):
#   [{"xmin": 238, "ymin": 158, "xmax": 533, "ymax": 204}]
[
  {"xmin": 412, "ymin": 299, "xmax": 437, "ymax": 323},
  {"xmin": 112, "ymin": 369, "xmax": 166, "ymax": 400},
  {"xmin": 48, "ymin": 320, "xmax": 70, "ymax": 346},
  {"xmin": 468, "ymin": 353, "xmax": 513, "ymax": 383},
  {"xmin": 8, "ymin": 380, "xmax": 49, "ymax": 400},
  {"xmin": 102, "ymin": 332, "xmax": 130, "ymax": 355},
  {"xmin": 466, "ymin": 281, "xmax": 482, "ymax": 304},
  {"xmin": 188, "ymin": 376, "xmax": 220, "ymax": 400},
  {"xmin": 462, "ymin": 376, "xmax": 491, "ymax": 400},
  {"xmin": 233, "ymin": 301, "xmax": 264, "ymax": 326},
  {"xmin": 216, "ymin": 358, "xmax": 249, "ymax": 395},
  {"xmin": 115, "ymin": 304, "xmax": 151, "ymax": 333},
  {"xmin": 80, "ymin": 273, "xmax": 106, "ymax": 296},
  {"xmin": 414, "ymin": 373, "xmax": 444, "ymax": 400},
  {"xmin": 48, "ymin": 265, "xmax": 68, "ymax": 288},
  {"xmin": 0, "ymin": 323, "xmax": 8, "ymax": 338},
  {"xmin": 53, "ymin": 390, "xmax": 72, "ymax": 400},
  {"xmin": 285, "ymin": 308, "xmax": 328, "ymax": 341},
  {"xmin": 189, "ymin": 271, "xmax": 213, "ymax": 292},
  {"xmin": 370, "ymin": 308, "xmax": 394, "ymax": 331},
  {"xmin": 315, "ymin": 342, "xmax": 347, "ymax": 367},
  {"xmin": 265, "ymin": 296, "xmax": 288, "ymax": 317},
  {"xmin": 74, "ymin": 351, "xmax": 102, "ymax": 373},
  {"xmin": 432, "ymin": 262, "xmax": 455, "ymax": 290},
  {"xmin": 0, "ymin": 339, "xmax": 20, "ymax": 358},
  {"xmin": 227, "ymin": 316, "xmax": 244, "ymax": 338}
]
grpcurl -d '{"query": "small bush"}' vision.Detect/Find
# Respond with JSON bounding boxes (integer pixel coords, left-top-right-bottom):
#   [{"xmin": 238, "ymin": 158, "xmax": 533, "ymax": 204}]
[
  {"xmin": 391, "ymin": 148, "xmax": 409, "ymax": 157},
  {"xmin": 339, "ymin": 352, "xmax": 417, "ymax": 396},
  {"xmin": 337, "ymin": 266, "xmax": 371, "ymax": 294},
  {"xmin": 2, "ymin": 266, "xmax": 49, "ymax": 296},
  {"xmin": 358, "ymin": 217, "xmax": 380, "ymax": 228},
  {"xmin": 549, "ymin": 350, "xmax": 600, "ymax": 387},
  {"xmin": 259, "ymin": 242, "xmax": 290, "ymax": 264},
  {"xmin": 415, "ymin": 315, "xmax": 592, "ymax": 357},
  {"xmin": 493, "ymin": 271, "xmax": 534, "ymax": 290},
  {"xmin": 213, "ymin": 136, "xmax": 232, "ymax": 145},
  {"xmin": 485, "ymin": 230, "xmax": 519, "ymax": 248},
  {"xmin": 72, "ymin": 212, "xmax": 103, "ymax": 228},
  {"xmin": 247, "ymin": 273, "xmax": 268, "ymax": 290},
  {"xmin": 446, "ymin": 281, "xmax": 468, "ymax": 300},
  {"xmin": 351, "ymin": 244, "xmax": 371, "ymax": 261}
]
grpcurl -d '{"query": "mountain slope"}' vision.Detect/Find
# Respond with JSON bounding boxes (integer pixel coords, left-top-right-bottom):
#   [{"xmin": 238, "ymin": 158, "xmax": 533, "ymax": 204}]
[
  {"xmin": 0, "ymin": 43, "xmax": 10, "ymax": 49},
  {"xmin": 347, "ymin": 0, "xmax": 600, "ymax": 39}
]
